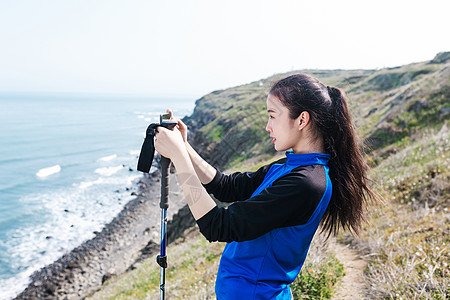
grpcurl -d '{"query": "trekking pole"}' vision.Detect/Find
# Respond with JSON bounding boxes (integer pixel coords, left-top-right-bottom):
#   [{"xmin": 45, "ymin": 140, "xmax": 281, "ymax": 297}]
[
  {"xmin": 136, "ymin": 112, "xmax": 176, "ymax": 300},
  {"xmin": 157, "ymin": 155, "xmax": 170, "ymax": 300}
]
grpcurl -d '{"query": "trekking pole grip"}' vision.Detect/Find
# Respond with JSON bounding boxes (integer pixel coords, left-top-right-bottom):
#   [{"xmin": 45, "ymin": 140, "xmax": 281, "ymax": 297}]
[{"xmin": 160, "ymin": 156, "xmax": 170, "ymax": 210}]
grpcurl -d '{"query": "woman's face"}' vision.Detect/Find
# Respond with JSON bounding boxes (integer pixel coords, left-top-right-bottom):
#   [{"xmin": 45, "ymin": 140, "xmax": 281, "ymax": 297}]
[{"xmin": 265, "ymin": 94, "xmax": 300, "ymax": 152}]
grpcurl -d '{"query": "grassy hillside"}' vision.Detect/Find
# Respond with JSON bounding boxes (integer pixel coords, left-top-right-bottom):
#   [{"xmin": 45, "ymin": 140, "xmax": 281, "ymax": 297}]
[
  {"xmin": 88, "ymin": 52, "xmax": 449, "ymax": 299},
  {"xmin": 343, "ymin": 54, "xmax": 449, "ymax": 298},
  {"xmin": 184, "ymin": 69, "xmax": 376, "ymax": 171}
]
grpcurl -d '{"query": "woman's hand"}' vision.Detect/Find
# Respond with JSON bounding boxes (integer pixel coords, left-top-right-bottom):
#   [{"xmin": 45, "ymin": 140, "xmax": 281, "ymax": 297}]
[
  {"xmin": 154, "ymin": 125, "xmax": 188, "ymax": 162},
  {"xmin": 166, "ymin": 109, "xmax": 188, "ymax": 143}
]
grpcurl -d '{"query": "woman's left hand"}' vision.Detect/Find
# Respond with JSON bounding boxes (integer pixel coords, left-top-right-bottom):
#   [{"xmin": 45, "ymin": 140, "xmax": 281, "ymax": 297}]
[{"xmin": 154, "ymin": 126, "xmax": 188, "ymax": 161}]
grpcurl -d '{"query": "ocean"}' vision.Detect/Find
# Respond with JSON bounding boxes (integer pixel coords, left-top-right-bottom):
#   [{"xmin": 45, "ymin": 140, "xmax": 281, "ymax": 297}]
[{"xmin": 0, "ymin": 93, "xmax": 195, "ymax": 299}]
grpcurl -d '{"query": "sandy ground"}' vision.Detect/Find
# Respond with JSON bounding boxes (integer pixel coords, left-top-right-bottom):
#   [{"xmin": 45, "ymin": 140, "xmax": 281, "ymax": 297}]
[{"xmin": 330, "ymin": 238, "xmax": 368, "ymax": 300}]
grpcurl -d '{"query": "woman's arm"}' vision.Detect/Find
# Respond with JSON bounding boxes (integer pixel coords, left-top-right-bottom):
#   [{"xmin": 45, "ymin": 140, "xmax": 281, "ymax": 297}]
[
  {"xmin": 171, "ymin": 150, "xmax": 217, "ymax": 220},
  {"xmin": 185, "ymin": 142, "xmax": 217, "ymax": 185},
  {"xmin": 155, "ymin": 125, "xmax": 216, "ymax": 220}
]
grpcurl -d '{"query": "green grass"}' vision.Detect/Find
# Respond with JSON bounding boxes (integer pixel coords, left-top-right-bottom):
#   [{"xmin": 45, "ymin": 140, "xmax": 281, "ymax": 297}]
[
  {"xmin": 88, "ymin": 228, "xmax": 225, "ymax": 299},
  {"xmin": 205, "ymin": 123, "xmax": 224, "ymax": 142},
  {"xmin": 291, "ymin": 255, "xmax": 345, "ymax": 299}
]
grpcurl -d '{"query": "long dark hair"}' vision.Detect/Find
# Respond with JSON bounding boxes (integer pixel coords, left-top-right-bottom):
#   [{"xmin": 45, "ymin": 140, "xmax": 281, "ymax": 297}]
[{"xmin": 269, "ymin": 74, "xmax": 380, "ymax": 237}]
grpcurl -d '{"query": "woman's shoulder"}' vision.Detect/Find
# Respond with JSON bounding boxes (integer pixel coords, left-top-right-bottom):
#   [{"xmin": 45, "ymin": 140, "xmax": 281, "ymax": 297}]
[
  {"xmin": 277, "ymin": 164, "xmax": 328, "ymax": 194},
  {"xmin": 250, "ymin": 157, "xmax": 287, "ymax": 176}
]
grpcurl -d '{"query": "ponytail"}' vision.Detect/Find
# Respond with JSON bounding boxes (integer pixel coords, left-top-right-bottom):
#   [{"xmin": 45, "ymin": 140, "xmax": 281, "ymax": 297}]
[
  {"xmin": 322, "ymin": 85, "xmax": 376, "ymax": 236},
  {"xmin": 270, "ymin": 74, "xmax": 380, "ymax": 237}
]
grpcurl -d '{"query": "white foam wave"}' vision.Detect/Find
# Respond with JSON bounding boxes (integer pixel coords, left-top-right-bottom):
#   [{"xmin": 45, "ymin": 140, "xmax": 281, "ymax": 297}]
[
  {"xmin": 36, "ymin": 165, "xmax": 61, "ymax": 178},
  {"xmin": 150, "ymin": 166, "xmax": 158, "ymax": 174},
  {"xmin": 78, "ymin": 178, "xmax": 104, "ymax": 189},
  {"xmin": 94, "ymin": 165, "xmax": 123, "ymax": 177},
  {"xmin": 0, "ymin": 267, "xmax": 34, "ymax": 300},
  {"xmin": 129, "ymin": 150, "xmax": 140, "ymax": 156},
  {"xmin": 98, "ymin": 154, "xmax": 117, "ymax": 162}
]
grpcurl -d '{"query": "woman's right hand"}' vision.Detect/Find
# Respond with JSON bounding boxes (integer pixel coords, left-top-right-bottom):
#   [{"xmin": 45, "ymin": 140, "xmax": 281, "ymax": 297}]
[{"xmin": 166, "ymin": 109, "xmax": 188, "ymax": 143}]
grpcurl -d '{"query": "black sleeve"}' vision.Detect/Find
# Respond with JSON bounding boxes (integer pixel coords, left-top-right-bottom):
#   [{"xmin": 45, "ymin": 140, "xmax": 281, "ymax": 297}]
[
  {"xmin": 203, "ymin": 158, "xmax": 286, "ymax": 203},
  {"xmin": 197, "ymin": 165, "xmax": 327, "ymax": 243}
]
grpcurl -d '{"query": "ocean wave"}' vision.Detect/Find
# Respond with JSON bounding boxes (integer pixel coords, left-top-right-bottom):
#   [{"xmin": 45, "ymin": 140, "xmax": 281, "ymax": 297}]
[
  {"xmin": 94, "ymin": 165, "xmax": 123, "ymax": 177},
  {"xmin": 98, "ymin": 154, "xmax": 117, "ymax": 162},
  {"xmin": 36, "ymin": 165, "xmax": 61, "ymax": 178},
  {"xmin": 0, "ymin": 267, "xmax": 35, "ymax": 300},
  {"xmin": 78, "ymin": 178, "xmax": 104, "ymax": 189},
  {"xmin": 129, "ymin": 150, "xmax": 140, "ymax": 156}
]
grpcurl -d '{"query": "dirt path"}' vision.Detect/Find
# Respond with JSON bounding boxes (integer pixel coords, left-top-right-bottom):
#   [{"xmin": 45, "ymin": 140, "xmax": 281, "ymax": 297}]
[{"xmin": 329, "ymin": 239, "xmax": 367, "ymax": 300}]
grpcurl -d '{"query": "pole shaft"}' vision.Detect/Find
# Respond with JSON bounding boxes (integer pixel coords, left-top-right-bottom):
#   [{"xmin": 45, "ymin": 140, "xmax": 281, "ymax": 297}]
[
  {"xmin": 160, "ymin": 208, "xmax": 167, "ymax": 299},
  {"xmin": 159, "ymin": 156, "xmax": 170, "ymax": 299}
]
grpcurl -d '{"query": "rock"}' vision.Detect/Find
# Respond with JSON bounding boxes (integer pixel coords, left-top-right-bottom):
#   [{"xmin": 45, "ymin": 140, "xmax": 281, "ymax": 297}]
[
  {"xmin": 33, "ymin": 280, "xmax": 43, "ymax": 287},
  {"xmin": 440, "ymin": 106, "xmax": 450, "ymax": 116},
  {"xmin": 102, "ymin": 273, "xmax": 114, "ymax": 284},
  {"xmin": 407, "ymin": 98, "xmax": 428, "ymax": 112},
  {"xmin": 366, "ymin": 107, "xmax": 377, "ymax": 117},
  {"xmin": 429, "ymin": 51, "xmax": 450, "ymax": 64}
]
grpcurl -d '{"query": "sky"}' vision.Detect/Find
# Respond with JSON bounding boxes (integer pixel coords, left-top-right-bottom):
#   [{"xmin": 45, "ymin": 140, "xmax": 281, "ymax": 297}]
[{"xmin": 0, "ymin": 0, "xmax": 449, "ymax": 98}]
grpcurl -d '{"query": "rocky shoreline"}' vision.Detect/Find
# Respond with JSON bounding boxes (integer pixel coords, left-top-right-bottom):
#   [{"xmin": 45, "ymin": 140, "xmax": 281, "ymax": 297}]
[{"xmin": 14, "ymin": 162, "xmax": 194, "ymax": 300}]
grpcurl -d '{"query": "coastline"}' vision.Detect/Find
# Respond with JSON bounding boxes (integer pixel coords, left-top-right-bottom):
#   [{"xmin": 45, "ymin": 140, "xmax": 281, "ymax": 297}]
[{"xmin": 14, "ymin": 164, "xmax": 190, "ymax": 299}]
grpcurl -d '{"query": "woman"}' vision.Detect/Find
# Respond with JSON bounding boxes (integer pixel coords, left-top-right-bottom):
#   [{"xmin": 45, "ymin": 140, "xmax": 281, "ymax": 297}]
[{"xmin": 155, "ymin": 74, "xmax": 378, "ymax": 299}]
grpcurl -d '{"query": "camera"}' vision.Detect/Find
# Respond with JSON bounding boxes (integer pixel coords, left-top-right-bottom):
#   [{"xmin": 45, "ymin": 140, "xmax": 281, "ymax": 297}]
[{"xmin": 137, "ymin": 112, "xmax": 177, "ymax": 173}]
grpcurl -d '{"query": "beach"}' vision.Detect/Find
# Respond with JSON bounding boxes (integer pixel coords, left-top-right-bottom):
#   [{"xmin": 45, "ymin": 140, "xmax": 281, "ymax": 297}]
[{"xmin": 14, "ymin": 165, "xmax": 193, "ymax": 299}]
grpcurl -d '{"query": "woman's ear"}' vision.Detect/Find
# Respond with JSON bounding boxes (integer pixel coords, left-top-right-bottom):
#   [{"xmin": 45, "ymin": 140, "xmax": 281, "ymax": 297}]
[{"xmin": 297, "ymin": 111, "xmax": 310, "ymax": 130}]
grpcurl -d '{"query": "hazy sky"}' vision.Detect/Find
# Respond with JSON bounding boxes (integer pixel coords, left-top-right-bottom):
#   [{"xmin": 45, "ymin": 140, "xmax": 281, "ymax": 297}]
[{"xmin": 0, "ymin": 0, "xmax": 448, "ymax": 98}]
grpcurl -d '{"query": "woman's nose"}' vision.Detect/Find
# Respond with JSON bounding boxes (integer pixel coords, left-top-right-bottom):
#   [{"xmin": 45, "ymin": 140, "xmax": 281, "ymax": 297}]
[{"xmin": 266, "ymin": 119, "xmax": 271, "ymax": 132}]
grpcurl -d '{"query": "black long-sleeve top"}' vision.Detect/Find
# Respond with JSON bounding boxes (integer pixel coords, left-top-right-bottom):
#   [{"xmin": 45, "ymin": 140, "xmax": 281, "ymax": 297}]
[{"xmin": 197, "ymin": 154, "xmax": 330, "ymax": 243}]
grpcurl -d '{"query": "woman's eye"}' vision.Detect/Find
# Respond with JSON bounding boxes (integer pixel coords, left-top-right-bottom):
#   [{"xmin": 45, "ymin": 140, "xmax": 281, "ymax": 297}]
[{"xmin": 269, "ymin": 115, "xmax": 274, "ymax": 119}]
